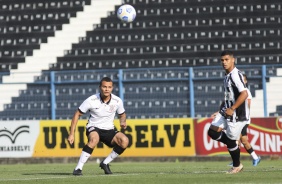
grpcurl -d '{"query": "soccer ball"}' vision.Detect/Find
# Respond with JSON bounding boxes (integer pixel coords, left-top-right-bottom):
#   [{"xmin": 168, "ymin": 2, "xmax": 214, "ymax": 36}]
[{"xmin": 117, "ymin": 4, "xmax": 136, "ymax": 23}]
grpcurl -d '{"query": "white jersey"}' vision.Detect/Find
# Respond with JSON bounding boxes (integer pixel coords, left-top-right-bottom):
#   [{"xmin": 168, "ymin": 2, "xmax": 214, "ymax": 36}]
[
  {"xmin": 78, "ymin": 93, "xmax": 125, "ymax": 130},
  {"xmin": 222, "ymin": 67, "xmax": 249, "ymax": 122},
  {"xmin": 246, "ymin": 88, "xmax": 252, "ymax": 124}
]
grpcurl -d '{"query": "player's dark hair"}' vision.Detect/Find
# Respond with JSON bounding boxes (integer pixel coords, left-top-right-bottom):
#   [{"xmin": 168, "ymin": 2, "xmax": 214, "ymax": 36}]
[
  {"xmin": 99, "ymin": 77, "xmax": 113, "ymax": 87},
  {"xmin": 221, "ymin": 50, "xmax": 234, "ymax": 57}
]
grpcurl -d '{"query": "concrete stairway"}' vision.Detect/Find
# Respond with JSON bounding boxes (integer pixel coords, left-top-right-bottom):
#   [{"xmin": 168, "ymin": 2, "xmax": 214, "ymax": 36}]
[
  {"xmin": 0, "ymin": 0, "xmax": 122, "ymax": 111},
  {"xmin": 251, "ymin": 68, "xmax": 282, "ymax": 117}
]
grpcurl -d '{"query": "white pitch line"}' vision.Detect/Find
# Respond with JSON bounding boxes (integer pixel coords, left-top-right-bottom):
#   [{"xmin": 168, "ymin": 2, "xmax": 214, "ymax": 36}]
[
  {"xmin": 0, "ymin": 173, "xmax": 140, "ymax": 182},
  {"xmin": 1, "ymin": 169, "xmax": 282, "ymax": 182},
  {"xmin": 0, "ymin": 176, "xmax": 71, "ymax": 181}
]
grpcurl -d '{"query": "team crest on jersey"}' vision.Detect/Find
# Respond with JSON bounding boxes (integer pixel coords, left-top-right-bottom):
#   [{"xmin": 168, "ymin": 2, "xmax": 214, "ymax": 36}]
[{"xmin": 108, "ymin": 105, "xmax": 115, "ymax": 112}]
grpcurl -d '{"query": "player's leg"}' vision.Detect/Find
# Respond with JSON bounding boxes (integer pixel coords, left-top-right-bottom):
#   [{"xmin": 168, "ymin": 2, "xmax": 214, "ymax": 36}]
[
  {"xmin": 103, "ymin": 132, "xmax": 128, "ymax": 164},
  {"xmin": 208, "ymin": 111, "xmax": 244, "ymax": 173},
  {"xmin": 225, "ymin": 121, "xmax": 246, "ymax": 173},
  {"xmin": 99, "ymin": 130, "xmax": 129, "ymax": 174},
  {"xmin": 228, "ymin": 134, "xmax": 242, "ymax": 166},
  {"xmin": 73, "ymin": 128, "xmax": 100, "ymax": 175},
  {"xmin": 240, "ymin": 124, "xmax": 261, "ymax": 166},
  {"xmin": 208, "ymin": 113, "xmax": 228, "ymax": 144},
  {"xmin": 226, "ymin": 138, "xmax": 241, "ymax": 168}
]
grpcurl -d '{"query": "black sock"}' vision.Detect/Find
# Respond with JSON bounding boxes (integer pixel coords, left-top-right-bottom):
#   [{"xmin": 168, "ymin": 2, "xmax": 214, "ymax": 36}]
[
  {"xmin": 229, "ymin": 147, "xmax": 240, "ymax": 167},
  {"xmin": 82, "ymin": 145, "xmax": 93, "ymax": 154},
  {"xmin": 246, "ymin": 147, "xmax": 253, "ymax": 154},
  {"xmin": 113, "ymin": 145, "xmax": 126, "ymax": 155}
]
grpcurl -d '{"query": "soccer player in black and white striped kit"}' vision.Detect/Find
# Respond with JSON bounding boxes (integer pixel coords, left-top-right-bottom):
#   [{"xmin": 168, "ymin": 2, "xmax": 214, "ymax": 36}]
[
  {"xmin": 211, "ymin": 74, "xmax": 261, "ymax": 167},
  {"xmin": 208, "ymin": 50, "xmax": 249, "ymax": 174}
]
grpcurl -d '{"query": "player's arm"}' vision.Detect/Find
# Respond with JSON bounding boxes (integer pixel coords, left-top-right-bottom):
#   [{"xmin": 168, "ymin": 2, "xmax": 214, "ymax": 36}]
[
  {"xmin": 68, "ymin": 109, "xmax": 84, "ymax": 145},
  {"xmin": 225, "ymin": 90, "xmax": 248, "ymax": 116},
  {"xmin": 118, "ymin": 112, "xmax": 127, "ymax": 130}
]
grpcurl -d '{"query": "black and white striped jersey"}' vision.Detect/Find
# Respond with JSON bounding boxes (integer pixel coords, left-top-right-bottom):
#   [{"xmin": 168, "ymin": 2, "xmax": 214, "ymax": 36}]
[{"xmin": 222, "ymin": 67, "xmax": 248, "ymax": 122}]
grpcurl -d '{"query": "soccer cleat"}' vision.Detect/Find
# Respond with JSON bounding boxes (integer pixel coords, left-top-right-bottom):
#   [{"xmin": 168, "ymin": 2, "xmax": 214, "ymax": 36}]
[
  {"xmin": 226, "ymin": 163, "xmax": 243, "ymax": 174},
  {"xmin": 100, "ymin": 161, "xmax": 113, "ymax": 174},
  {"xmin": 253, "ymin": 156, "xmax": 261, "ymax": 166},
  {"xmin": 73, "ymin": 169, "xmax": 83, "ymax": 176}
]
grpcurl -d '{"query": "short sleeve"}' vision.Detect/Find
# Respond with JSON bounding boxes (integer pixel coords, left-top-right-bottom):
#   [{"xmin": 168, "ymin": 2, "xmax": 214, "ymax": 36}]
[
  {"xmin": 78, "ymin": 97, "xmax": 92, "ymax": 114},
  {"xmin": 234, "ymin": 72, "xmax": 246, "ymax": 93},
  {"xmin": 117, "ymin": 99, "xmax": 125, "ymax": 115}
]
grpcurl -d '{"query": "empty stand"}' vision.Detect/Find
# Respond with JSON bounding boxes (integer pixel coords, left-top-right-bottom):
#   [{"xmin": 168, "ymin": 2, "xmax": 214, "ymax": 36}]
[
  {"xmin": 0, "ymin": 0, "xmax": 91, "ymax": 76},
  {"xmin": 0, "ymin": 0, "xmax": 282, "ymax": 120}
]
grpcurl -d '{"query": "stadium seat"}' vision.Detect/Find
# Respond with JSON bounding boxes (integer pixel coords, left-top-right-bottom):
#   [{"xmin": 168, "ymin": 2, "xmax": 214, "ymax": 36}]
[{"xmin": 1, "ymin": 0, "xmax": 282, "ymax": 120}]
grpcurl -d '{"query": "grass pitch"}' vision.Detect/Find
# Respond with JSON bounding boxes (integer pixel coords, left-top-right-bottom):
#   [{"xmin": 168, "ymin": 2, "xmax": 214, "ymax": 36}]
[{"xmin": 0, "ymin": 159, "xmax": 281, "ymax": 184}]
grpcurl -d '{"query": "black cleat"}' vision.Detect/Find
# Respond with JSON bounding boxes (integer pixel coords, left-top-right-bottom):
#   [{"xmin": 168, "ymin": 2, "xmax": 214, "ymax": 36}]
[
  {"xmin": 100, "ymin": 161, "xmax": 113, "ymax": 174},
  {"xmin": 73, "ymin": 169, "xmax": 83, "ymax": 176}
]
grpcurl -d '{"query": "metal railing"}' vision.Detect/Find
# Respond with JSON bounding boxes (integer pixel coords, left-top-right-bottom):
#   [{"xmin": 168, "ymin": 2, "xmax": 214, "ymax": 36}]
[{"xmin": 0, "ymin": 64, "xmax": 281, "ymax": 120}]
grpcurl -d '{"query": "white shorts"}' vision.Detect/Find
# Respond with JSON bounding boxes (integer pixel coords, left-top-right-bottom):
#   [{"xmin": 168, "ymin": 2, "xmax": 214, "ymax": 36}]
[{"xmin": 211, "ymin": 113, "xmax": 247, "ymax": 140}]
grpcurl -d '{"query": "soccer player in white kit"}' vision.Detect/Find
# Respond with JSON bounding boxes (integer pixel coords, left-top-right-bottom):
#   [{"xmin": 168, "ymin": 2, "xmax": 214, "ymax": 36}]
[
  {"xmin": 68, "ymin": 77, "xmax": 129, "ymax": 175},
  {"xmin": 208, "ymin": 50, "xmax": 248, "ymax": 174},
  {"xmin": 237, "ymin": 74, "xmax": 261, "ymax": 166}
]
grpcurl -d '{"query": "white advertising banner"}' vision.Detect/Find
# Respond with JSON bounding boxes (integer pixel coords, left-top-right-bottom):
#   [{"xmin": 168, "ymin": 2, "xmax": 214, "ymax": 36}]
[{"xmin": 0, "ymin": 121, "xmax": 40, "ymax": 158}]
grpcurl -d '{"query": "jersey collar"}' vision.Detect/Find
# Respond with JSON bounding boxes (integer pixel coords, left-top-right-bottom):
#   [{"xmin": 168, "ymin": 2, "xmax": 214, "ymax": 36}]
[
  {"xmin": 99, "ymin": 93, "xmax": 111, "ymax": 105},
  {"xmin": 225, "ymin": 67, "xmax": 237, "ymax": 75}
]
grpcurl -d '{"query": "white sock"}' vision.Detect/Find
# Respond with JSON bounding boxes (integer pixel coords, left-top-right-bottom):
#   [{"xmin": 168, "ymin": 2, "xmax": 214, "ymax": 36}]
[
  {"xmin": 75, "ymin": 151, "xmax": 91, "ymax": 170},
  {"xmin": 103, "ymin": 150, "xmax": 119, "ymax": 164},
  {"xmin": 251, "ymin": 152, "xmax": 259, "ymax": 160}
]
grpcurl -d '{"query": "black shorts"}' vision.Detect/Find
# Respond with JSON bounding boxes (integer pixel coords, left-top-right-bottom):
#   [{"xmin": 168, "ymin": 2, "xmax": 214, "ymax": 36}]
[
  {"xmin": 86, "ymin": 126, "xmax": 118, "ymax": 148},
  {"xmin": 241, "ymin": 124, "xmax": 249, "ymax": 136}
]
